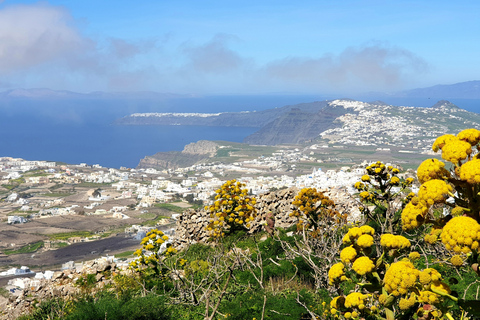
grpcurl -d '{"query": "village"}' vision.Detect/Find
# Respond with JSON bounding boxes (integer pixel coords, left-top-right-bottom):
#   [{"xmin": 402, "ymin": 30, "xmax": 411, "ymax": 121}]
[{"xmin": 0, "ymin": 141, "xmax": 423, "ymax": 295}]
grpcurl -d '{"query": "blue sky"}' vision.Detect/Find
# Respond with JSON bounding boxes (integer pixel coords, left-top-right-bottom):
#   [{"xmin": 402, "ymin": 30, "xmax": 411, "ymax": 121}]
[{"xmin": 0, "ymin": 0, "xmax": 478, "ymax": 94}]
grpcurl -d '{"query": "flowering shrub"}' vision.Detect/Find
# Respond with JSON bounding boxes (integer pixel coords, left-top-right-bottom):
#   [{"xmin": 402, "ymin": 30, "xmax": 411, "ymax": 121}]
[
  {"xmin": 130, "ymin": 229, "xmax": 177, "ymax": 275},
  {"xmin": 205, "ymin": 179, "xmax": 257, "ymax": 240},
  {"xmin": 290, "ymin": 187, "xmax": 345, "ymax": 236},
  {"xmin": 326, "ymin": 129, "xmax": 480, "ymax": 320},
  {"xmin": 354, "ymin": 161, "xmax": 414, "ymax": 233}
]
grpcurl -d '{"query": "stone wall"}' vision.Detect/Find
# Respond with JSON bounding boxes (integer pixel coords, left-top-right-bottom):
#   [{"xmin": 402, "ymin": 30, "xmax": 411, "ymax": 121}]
[
  {"xmin": 0, "ymin": 260, "xmax": 124, "ymax": 320},
  {"xmin": 173, "ymin": 186, "xmax": 361, "ymax": 248}
]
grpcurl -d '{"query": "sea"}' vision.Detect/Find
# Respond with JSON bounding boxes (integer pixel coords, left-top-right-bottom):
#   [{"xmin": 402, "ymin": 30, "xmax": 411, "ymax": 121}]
[{"xmin": 0, "ymin": 95, "xmax": 479, "ymax": 169}]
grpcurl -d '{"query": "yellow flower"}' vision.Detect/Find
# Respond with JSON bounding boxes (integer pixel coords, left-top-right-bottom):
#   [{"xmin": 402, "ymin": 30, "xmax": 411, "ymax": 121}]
[
  {"xmin": 460, "ymin": 159, "xmax": 480, "ymax": 184},
  {"xmin": 352, "ymin": 256, "xmax": 375, "ymax": 276},
  {"xmin": 357, "ymin": 234, "xmax": 374, "ymax": 248},
  {"xmin": 390, "ymin": 176, "xmax": 400, "ymax": 185},
  {"xmin": 401, "ymin": 201, "xmax": 429, "ymax": 230},
  {"xmin": 328, "ymin": 263, "xmax": 345, "ymax": 284},
  {"xmin": 361, "ymin": 175, "xmax": 371, "ymax": 182},
  {"xmin": 441, "ymin": 216, "xmax": 480, "ymax": 253},
  {"xmin": 344, "ymin": 292, "xmax": 366, "ymax": 308},
  {"xmin": 380, "ymin": 234, "xmax": 411, "ymax": 250},
  {"xmin": 457, "ymin": 128, "xmax": 480, "ymax": 146},
  {"xmin": 416, "ymin": 158, "xmax": 450, "ymax": 184},
  {"xmin": 409, "ymin": 251, "xmax": 421, "ymax": 261},
  {"xmin": 417, "ymin": 179, "xmax": 452, "ymax": 206},
  {"xmin": 450, "ymin": 255, "xmax": 464, "ymax": 266},
  {"xmin": 432, "ymin": 134, "xmax": 457, "ymax": 152},
  {"xmin": 384, "ymin": 261, "xmax": 419, "ymax": 295},
  {"xmin": 340, "ymin": 246, "xmax": 357, "ymax": 264},
  {"xmin": 441, "ymin": 138, "xmax": 472, "ymax": 164}
]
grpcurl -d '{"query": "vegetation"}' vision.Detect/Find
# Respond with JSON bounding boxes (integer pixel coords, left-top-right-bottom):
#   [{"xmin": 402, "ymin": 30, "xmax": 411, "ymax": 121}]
[
  {"xmin": 154, "ymin": 203, "xmax": 187, "ymax": 214},
  {"xmin": 48, "ymin": 231, "xmax": 93, "ymax": 241},
  {"xmin": 15, "ymin": 129, "xmax": 480, "ymax": 320},
  {"xmin": 4, "ymin": 241, "xmax": 43, "ymax": 255}
]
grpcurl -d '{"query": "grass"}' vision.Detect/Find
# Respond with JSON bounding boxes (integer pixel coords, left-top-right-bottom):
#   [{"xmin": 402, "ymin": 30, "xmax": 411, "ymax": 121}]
[
  {"xmin": 142, "ymin": 215, "xmax": 170, "ymax": 227},
  {"xmin": 48, "ymin": 231, "xmax": 93, "ymax": 241},
  {"xmin": 115, "ymin": 250, "xmax": 135, "ymax": 258},
  {"xmin": 138, "ymin": 212, "xmax": 157, "ymax": 220},
  {"xmin": 154, "ymin": 203, "xmax": 186, "ymax": 214},
  {"xmin": 4, "ymin": 241, "xmax": 44, "ymax": 255}
]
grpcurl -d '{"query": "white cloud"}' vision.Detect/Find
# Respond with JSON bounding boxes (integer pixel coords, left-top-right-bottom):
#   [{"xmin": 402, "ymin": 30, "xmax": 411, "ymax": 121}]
[{"xmin": 0, "ymin": 3, "xmax": 90, "ymax": 73}]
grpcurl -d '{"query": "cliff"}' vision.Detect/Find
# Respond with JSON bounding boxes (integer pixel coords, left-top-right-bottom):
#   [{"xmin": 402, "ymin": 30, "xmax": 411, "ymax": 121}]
[
  {"xmin": 136, "ymin": 140, "xmax": 219, "ymax": 170},
  {"xmin": 243, "ymin": 102, "xmax": 350, "ymax": 145}
]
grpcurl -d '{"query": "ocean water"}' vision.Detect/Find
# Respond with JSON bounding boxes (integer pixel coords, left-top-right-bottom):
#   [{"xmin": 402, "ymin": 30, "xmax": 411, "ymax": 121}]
[
  {"xmin": 0, "ymin": 95, "xmax": 321, "ymax": 168},
  {"xmin": 0, "ymin": 95, "xmax": 478, "ymax": 168}
]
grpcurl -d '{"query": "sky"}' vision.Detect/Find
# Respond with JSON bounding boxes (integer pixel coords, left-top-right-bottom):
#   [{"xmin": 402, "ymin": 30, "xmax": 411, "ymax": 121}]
[{"xmin": 0, "ymin": 0, "xmax": 478, "ymax": 95}]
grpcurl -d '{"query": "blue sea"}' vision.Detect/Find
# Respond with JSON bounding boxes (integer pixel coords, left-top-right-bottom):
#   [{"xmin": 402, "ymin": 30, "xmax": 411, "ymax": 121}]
[{"xmin": 0, "ymin": 95, "xmax": 478, "ymax": 168}]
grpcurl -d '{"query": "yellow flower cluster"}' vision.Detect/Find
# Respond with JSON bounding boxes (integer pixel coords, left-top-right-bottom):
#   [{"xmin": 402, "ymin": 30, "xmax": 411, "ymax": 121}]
[
  {"xmin": 417, "ymin": 179, "xmax": 452, "ymax": 206},
  {"xmin": 390, "ymin": 176, "xmax": 400, "ymax": 185},
  {"xmin": 384, "ymin": 261, "xmax": 419, "ymax": 296},
  {"xmin": 440, "ymin": 138, "xmax": 472, "ymax": 164},
  {"xmin": 419, "ymin": 268, "xmax": 442, "ymax": 285},
  {"xmin": 401, "ymin": 201, "xmax": 429, "ymax": 230},
  {"xmin": 356, "ymin": 234, "xmax": 374, "ymax": 248},
  {"xmin": 130, "ymin": 229, "xmax": 175, "ymax": 273},
  {"xmin": 328, "ymin": 262, "xmax": 345, "ymax": 285},
  {"xmin": 457, "ymin": 128, "xmax": 480, "ymax": 146},
  {"xmin": 408, "ymin": 251, "xmax": 421, "ymax": 261},
  {"xmin": 205, "ymin": 180, "xmax": 256, "ymax": 239},
  {"xmin": 352, "ymin": 256, "xmax": 375, "ymax": 276},
  {"xmin": 459, "ymin": 158, "xmax": 480, "ymax": 184},
  {"xmin": 290, "ymin": 187, "xmax": 343, "ymax": 233},
  {"xmin": 398, "ymin": 293, "xmax": 416, "ymax": 310},
  {"xmin": 344, "ymin": 292, "xmax": 367, "ymax": 308},
  {"xmin": 451, "ymin": 206, "xmax": 466, "ymax": 216},
  {"xmin": 450, "ymin": 255, "xmax": 464, "ymax": 266},
  {"xmin": 361, "ymin": 175, "xmax": 370, "ymax": 182},
  {"xmin": 380, "ymin": 234, "xmax": 411, "ymax": 250},
  {"xmin": 365, "ymin": 161, "xmax": 387, "ymax": 175},
  {"xmin": 416, "ymin": 158, "xmax": 450, "ymax": 184},
  {"xmin": 440, "ymin": 216, "xmax": 480, "ymax": 253},
  {"xmin": 343, "ymin": 225, "xmax": 375, "ymax": 245},
  {"xmin": 340, "ymin": 246, "xmax": 357, "ymax": 264},
  {"xmin": 432, "ymin": 134, "xmax": 457, "ymax": 152},
  {"xmin": 424, "ymin": 228, "xmax": 442, "ymax": 244},
  {"xmin": 419, "ymin": 291, "xmax": 440, "ymax": 304}
]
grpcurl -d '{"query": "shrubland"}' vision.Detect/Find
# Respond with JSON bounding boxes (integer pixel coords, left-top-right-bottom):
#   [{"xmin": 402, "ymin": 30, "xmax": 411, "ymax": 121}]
[{"xmin": 12, "ymin": 129, "xmax": 480, "ymax": 320}]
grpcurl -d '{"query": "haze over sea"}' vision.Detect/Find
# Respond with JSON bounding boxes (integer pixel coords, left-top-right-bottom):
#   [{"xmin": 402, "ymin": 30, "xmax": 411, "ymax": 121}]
[{"xmin": 1, "ymin": 95, "xmax": 479, "ymax": 169}]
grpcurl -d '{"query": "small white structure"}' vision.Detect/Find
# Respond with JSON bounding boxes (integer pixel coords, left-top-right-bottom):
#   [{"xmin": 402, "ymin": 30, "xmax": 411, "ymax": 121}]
[{"xmin": 7, "ymin": 215, "xmax": 27, "ymax": 224}]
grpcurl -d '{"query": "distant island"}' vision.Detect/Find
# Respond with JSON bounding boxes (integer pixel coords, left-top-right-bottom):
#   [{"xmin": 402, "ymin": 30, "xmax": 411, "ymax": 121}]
[{"xmin": 117, "ymin": 98, "xmax": 480, "ymax": 148}]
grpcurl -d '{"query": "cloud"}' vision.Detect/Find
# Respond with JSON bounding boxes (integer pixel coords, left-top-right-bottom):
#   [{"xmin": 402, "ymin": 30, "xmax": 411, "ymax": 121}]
[
  {"xmin": 181, "ymin": 34, "xmax": 247, "ymax": 74},
  {"xmin": 0, "ymin": 3, "xmax": 91, "ymax": 73},
  {"xmin": 262, "ymin": 44, "xmax": 429, "ymax": 92},
  {"xmin": 0, "ymin": 2, "xmax": 428, "ymax": 95}
]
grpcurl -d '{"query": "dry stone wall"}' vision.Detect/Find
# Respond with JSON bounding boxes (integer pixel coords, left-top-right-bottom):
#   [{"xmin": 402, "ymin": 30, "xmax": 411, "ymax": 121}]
[
  {"xmin": 0, "ymin": 260, "xmax": 124, "ymax": 320},
  {"xmin": 173, "ymin": 186, "xmax": 362, "ymax": 248}
]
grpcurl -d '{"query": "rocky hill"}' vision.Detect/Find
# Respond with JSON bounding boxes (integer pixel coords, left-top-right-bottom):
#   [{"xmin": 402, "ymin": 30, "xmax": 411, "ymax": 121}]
[
  {"xmin": 119, "ymin": 98, "xmax": 480, "ymax": 148},
  {"xmin": 137, "ymin": 140, "xmax": 219, "ymax": 170},
  {"xmin": 243, "ymin": 101, "xmax": 350, "ymax": 145}
]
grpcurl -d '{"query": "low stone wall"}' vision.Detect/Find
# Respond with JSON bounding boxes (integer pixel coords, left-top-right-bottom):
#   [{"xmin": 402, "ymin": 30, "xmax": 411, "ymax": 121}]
[
  {"xmin": 173, "ymin": 186, "xmax": 361, "ymax": 248},
  {"xmin": 0, "ymin": 260, "xmax": 124, "ymax": 320}
]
